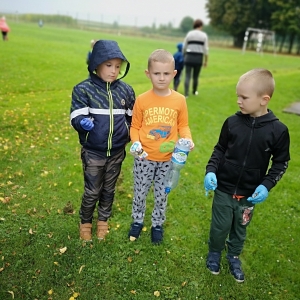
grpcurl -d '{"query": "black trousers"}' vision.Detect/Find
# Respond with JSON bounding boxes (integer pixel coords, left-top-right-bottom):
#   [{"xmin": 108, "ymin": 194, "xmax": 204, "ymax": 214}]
[
  {"xmin": 79, "ymin": 147, "xmax": 125, "ymax": 223},
  {"xmin": 184, "ymin": 63, "xmax": 202, "ymax": 96},
  {"xmin": 173, "ymin": 69, "xmax": 183, "ymax": 91}
]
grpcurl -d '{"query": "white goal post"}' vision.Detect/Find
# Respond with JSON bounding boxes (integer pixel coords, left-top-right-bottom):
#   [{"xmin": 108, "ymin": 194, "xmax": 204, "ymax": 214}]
[{"xmin": 242, "ymin": 27, "xmax": 276, "ymax": 55}]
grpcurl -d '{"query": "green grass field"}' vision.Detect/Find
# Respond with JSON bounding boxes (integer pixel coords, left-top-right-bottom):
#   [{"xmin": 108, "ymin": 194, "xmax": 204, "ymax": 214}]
[{"xmin": 1, "ymin": 22, "xmax": 300, "ymax": 300}]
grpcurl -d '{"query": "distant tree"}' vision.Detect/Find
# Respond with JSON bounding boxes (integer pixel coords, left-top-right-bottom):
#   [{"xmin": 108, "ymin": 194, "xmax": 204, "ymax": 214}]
[
  {"xmin": 206, "ymin": 0, "xmax": 273, "ymax": 47},
  {"xmin": 179, "ymin": 16, "xmax": 194, "ymax": 33},
  {"xmin": 269, "ymin": 0, "xmax": 300, "ymax": 53},
  {"xmin": 113, "ymin": 21, "xmax": 119, "ymax": 29}
]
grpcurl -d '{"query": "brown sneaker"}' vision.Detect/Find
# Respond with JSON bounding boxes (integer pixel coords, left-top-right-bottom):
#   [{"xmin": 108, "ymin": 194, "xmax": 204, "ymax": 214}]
[
  {"xmin": 97, "ymin": 221, "xmax": 108, "ymax": 240},
  {"xmin": 79, "ymin": 223, "xmax": 92, "ymax": 241}
]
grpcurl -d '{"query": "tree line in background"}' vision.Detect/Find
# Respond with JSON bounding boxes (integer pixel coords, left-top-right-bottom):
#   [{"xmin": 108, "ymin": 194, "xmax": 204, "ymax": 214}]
[
  {"xmin": 206, "ymin": 0, "xmax": 300, "ymax": 54},
  {"xmin": 3, "ymin": 1, "xmax": 300, "ymax": 55}
]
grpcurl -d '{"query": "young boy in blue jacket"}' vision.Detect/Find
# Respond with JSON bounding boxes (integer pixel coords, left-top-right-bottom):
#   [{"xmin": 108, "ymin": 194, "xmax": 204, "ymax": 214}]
[
  {"xmin": 173, "ymin": 42, "xmax": 184, "ymax": 91},
  {"xmin": 70, "ymin": 40, "xmax": 135, "ymax": 241},
  {"xmin": 204, "ymin": 68, "xmax": 290, "ymax": 283}
]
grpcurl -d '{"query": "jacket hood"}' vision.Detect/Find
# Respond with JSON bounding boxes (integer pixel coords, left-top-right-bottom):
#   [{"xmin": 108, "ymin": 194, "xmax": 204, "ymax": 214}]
[
  {"xmin": 88, "ymin": 40, "xmax": 130, "ymax": 80},
  {"xmin": 235, "ymin": 109, "xmax": 278, "ymax": 127},
  {"xmin": 177, "ymin": 42, "xmax": 183, "ymax": 51}
]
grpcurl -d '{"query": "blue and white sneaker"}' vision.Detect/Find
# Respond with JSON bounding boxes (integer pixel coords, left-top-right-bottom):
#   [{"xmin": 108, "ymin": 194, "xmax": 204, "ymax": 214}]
[
  {"xmin": 226, "ymin": 255, "xmax": 245, "ymax": 283},
  {"xmin": 151, "ymin": 225, "xmax": 163, "ymax": 244},
  {"xmin": 128, "ymin": 222, "xmax": 143, "ymax": 241},
  {"xmin": 206, "ymin": 251, "xmax": 221, "ymax": 275}
]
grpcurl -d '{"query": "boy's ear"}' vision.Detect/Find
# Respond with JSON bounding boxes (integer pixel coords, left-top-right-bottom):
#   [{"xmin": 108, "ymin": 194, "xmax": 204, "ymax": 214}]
[
  {"xmin": 173, "ymin": 70, "xmax": 177, "ymax": 78},
  {"xmin": 261, "ymin": 95, "xmax": 270, "ymax": 106},
  {"xmin": 145, "ymin": 69, "xmax": 150, "ymax": 78}
]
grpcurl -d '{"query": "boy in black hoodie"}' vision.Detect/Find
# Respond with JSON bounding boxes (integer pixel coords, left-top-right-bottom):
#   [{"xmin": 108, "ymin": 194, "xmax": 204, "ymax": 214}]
[
  {"xmin": 70, "ymin": 40, "xmax": 135, "ymax": 242},
  {"xmin": 204, "ymin": 68, "xmax": 290, "ymax": 282}
]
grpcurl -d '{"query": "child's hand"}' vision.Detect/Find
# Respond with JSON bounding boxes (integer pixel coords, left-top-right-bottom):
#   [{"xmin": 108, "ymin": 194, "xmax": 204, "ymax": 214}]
[
  {"xmin": 204, "ymin": 172, "xmax": 217, "ymax": 196},
  {"xmin": 80, "ymin": 118, "xmax": 94, "ymax": 131},
  {"xmin": 186, "ymin": 139, "xmax": 195, "ymax": 151},
  {"xmin": 247, "ymin": 185, "xmax": 268, "ymax": 204},
  {"xmin": 130, "ymin": 141, "xmax": 148, "ymax": 159},
  {"xmin": 130, "ymin": 141, "xmax": 142, "ymax": 154},
  {"xmin": 179, "ymin": 138, "xmax": 194, "ymax": 151}
]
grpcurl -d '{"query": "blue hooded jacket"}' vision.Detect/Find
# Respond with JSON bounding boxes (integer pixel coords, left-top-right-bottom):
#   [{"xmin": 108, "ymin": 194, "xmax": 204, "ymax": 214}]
[
  {"xmin": 173, "ymin": 42, "xmax": 184, "ymax": 71},
  {"xmin": 70, "ymin": 40, "xmax": 135, "ymax": 157}
]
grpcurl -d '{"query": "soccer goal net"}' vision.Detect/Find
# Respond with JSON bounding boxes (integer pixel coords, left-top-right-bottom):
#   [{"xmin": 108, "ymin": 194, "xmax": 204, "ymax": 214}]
[{"xmin": 242, "ymin": 27, "xmax": 276, "ymax": 55}]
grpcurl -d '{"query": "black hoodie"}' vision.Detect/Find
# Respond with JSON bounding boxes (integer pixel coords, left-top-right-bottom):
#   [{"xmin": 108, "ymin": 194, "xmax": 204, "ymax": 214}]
[
  {"xmin": 70, "ymin": 40, "xmax": 135, "ymax": 157},
  {"xmin": 206, "ymin": 110, "xmax": 290, "ymax": 196}
]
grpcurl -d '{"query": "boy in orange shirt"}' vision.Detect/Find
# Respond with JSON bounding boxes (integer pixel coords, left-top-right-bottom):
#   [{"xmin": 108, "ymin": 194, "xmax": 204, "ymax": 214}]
[{"xmin": 128, "ymin": 49, "xmax": 194, "ymax": 244}]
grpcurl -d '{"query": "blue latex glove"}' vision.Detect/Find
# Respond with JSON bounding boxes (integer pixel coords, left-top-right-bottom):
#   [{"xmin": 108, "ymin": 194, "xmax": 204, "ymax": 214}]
[
  {"xmin": 80, "ymin": 118, "xmax": 94, "ymax": 131},
  {"xmin": 247, "ymin": 185, "xmax": 268, "ymax": 204},
  {"xmin": 204, "ymin": 172, "xmax": 217, "ymax": 195}
]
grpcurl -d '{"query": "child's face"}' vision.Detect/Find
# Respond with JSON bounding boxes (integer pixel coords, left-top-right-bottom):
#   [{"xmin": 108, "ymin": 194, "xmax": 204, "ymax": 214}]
[
  {"xmin": 236, "ymin": 79, "xmax": 269, "ymax": 117},
  {"xmin": 145, "ymin": 61, "xmax": 177, "ymax": 93},
  {"xmin": 96, "ymin": 58, "xmax": 122, "ymax": 82}
]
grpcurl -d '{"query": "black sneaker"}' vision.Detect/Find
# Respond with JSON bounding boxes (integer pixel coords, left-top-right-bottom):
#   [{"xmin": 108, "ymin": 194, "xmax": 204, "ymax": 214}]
[
  {"xmin": 151, "ymin": 225, "xmax": 163, "ymax": 244},
  {"xmin": 206, "ymin": 251, "xmax": 221, "ymax": 275},
  {"xmin": 128, "ymin": 222, "xmax": 143, "ymax": 241},
  {"xmin": 226, "ymin": 255, "xmax": 245, "ymax": 283}
]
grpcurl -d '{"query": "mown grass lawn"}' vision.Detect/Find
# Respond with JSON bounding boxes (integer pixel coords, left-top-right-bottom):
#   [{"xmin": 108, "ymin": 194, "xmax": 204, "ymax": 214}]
[{"xmin": 0, "ymin": 22, "xmax": 299, "ymax": 300}]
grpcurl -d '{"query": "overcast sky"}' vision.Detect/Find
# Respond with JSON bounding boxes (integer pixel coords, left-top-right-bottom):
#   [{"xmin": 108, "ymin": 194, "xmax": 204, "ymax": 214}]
[{"xmin": 0, "ymin": 0, "xmax": 209, "ymax": 27}]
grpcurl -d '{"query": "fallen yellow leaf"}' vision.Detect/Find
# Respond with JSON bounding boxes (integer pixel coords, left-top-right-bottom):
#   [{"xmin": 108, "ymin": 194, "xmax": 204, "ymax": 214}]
[
  {"xmin": 79, "ymin": 265, "xmax": 85, "ymax": 274},
  {"xmin": 154, "ymin": 290, "xmax": 160, "ymax": 297},
  {"xmin": 8, "ymin": 291, "xmax": 14, "ymax": 299},
  {"xmin": 59, "ymin": 247, "xmax": 67, "ymax": 254},
  {"xmin": 48, "ymin": 289, "xmax": 53, "ymax": 295}
]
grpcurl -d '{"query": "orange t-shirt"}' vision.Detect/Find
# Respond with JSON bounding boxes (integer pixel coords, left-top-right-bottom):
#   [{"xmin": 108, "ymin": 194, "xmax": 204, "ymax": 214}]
[{"xmin": 130, "ymin": 89, "xmax": 192, "ymax": 162}]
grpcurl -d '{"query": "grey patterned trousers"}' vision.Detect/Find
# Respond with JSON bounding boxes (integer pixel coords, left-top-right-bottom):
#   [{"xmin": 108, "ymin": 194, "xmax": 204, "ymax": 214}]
[{"xmin": 131, "ymin": 158, "xmax": 170, "ymax": 227}]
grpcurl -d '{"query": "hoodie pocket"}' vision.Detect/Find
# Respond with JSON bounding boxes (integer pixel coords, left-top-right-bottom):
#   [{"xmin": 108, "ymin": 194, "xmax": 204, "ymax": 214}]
[{"xmin": 218, "ymin": 160, "xmax": 261, "ymax": 189}]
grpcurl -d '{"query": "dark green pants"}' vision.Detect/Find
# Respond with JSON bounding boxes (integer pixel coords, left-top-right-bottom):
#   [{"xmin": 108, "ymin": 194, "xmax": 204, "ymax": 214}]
[{"xmin": 208, "ymin": 189, "xmax": 255, "ymax": 256}]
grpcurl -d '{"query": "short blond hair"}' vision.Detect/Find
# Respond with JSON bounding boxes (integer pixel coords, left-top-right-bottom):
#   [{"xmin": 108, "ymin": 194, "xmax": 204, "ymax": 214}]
[
  {"xmin": 148, "ymin": 49, "xmax": 175, "ymax": 69},
  {"xmin": 238, "ymin": 68, "xmax": 275, "ymax": 97}
]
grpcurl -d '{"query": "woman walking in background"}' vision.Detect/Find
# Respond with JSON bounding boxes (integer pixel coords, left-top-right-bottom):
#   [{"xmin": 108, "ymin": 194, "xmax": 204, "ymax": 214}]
[{"xmin": 183, "ymin": 19, "xmax": 209, "ymax": 98}]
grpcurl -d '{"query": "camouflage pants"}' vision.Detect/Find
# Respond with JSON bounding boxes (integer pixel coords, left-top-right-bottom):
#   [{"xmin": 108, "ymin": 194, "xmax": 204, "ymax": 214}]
[
  {"xmin": 79, "ymin": 148, "xmax": 125, "ymax": 223},
  {"xmin": 131, "ymin": 159, "xmax": 170, "ymax": 227}
]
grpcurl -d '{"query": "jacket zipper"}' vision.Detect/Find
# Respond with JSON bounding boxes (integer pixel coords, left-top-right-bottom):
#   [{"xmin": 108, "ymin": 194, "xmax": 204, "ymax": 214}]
[
  {"xmin": 107, "ymin": 82, "xmax": 113, "ymax": 156},
  {"xmin": 233, "ymin": 118, "xmax": 255, "ymax": 196}
]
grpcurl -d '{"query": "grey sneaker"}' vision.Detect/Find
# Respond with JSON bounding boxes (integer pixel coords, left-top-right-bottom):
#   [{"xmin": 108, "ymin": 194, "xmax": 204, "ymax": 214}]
[{"xmin": 206, "ymin": 252, "xmax": 221, "ymax": 275}]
